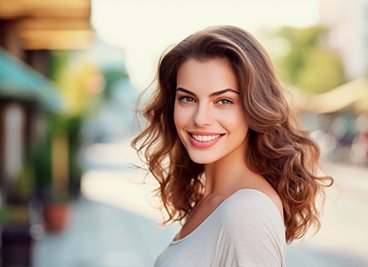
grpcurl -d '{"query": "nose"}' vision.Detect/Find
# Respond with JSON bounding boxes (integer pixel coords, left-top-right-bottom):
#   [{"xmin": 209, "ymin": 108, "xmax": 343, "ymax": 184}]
[{"xmin": 193, "ymin": 102, "xmax": 213, "ymax": 127}]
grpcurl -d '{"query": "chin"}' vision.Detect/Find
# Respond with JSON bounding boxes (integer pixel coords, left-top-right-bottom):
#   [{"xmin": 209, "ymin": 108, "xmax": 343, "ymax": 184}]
[{"xmin": 188, "ymin": 154, "xmax": 218, "ymax": 165}]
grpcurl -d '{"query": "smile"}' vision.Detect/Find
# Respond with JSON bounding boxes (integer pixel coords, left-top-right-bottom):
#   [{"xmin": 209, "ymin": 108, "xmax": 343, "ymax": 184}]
[
  {"xmin": 191, "ymin": 134, "xmax": 221, "ymax": 142},
  {"xmin": 188, "ymin": 132, "xmax": 225, "ymax": 148}
]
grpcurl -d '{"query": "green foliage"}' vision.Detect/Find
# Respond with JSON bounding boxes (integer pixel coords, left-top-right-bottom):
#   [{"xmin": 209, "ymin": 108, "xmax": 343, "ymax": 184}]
[
  {"xmin": 13, "ymin": 160, "xmax": 36, "ymax": 200},
  {"xmin": 0, "ymin": 206, "xmax": 12, "ymax": 224},
  {"xmin": 49, "ymin": 51, "xmax": 69, "ymax": 82},
  {"xmin": 32, "ymin": 130, "xmax": 52, "ymax": 191},
  {"xmin": 297, "ymin": 48, "xmax": 345, "ymax": 93},
  {"xmin": 65, "ymin": 115, "xmax": 83, "ymax": 185},
  {"xmin": 272, "ymin": 25, "xmax": 346, "ymax": 93},
  {"xmin": 0, "ymin": 205, "xmax": 29, "ymax": 225},
  {"xmin": 32, "ymin": 113, "xmax": 83, "ymax": 202},
  {"xmin": 37, "ymin": 51, "xmax": 91, "ymax": 201}
]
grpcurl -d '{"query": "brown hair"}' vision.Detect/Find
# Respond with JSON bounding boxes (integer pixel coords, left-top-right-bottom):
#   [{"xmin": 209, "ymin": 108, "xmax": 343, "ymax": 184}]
[{"xmin": 132, "ymin": 25, "xmax": 333, "ymax": 243}]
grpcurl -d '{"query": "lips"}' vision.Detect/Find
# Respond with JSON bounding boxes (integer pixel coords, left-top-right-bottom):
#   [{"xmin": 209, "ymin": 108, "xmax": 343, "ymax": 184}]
[{"xmin": 187, "ymin": 131, "xmax": 225, "ymax": 148}]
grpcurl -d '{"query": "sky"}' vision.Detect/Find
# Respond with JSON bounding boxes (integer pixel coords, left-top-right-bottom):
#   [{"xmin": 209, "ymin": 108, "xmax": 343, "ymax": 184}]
[{"xmin": 91, "ymin": 0, "xmax": 320, "ymax": 90}]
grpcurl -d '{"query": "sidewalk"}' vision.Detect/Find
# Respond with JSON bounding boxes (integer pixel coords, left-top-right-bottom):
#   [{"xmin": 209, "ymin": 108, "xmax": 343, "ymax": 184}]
[
  {"xmin": 33, "ymin": 192, "xmax": 368, "ymax": 267},
  {"xmin": 33, "ymin": 195, "xmax": 177, "ymax": 267},
  {"xmin": 32, "ymin": 141, "xmax": 368, "ymax": 266}
]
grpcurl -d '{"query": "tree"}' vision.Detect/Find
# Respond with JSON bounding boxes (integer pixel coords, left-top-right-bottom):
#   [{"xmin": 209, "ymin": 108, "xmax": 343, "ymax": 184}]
[{"xmin": 269, "ymin": 25, "xmax": 346, "ymax": 94}]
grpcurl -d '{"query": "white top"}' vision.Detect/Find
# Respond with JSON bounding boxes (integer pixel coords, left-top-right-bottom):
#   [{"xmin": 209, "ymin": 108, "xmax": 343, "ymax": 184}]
[{"xmin": 154, "ymin": 189, "xmax": 286, "ymax": 267}]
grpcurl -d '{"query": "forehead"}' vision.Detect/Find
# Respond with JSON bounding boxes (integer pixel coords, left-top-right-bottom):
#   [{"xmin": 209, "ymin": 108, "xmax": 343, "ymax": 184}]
[{"xmin": 176, "ymin": 57, "xmax": 238, "ymax": 92}]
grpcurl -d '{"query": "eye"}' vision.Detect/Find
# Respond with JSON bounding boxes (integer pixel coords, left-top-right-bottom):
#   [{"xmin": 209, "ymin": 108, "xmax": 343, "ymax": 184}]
[
  {"xmin": 217, "ymin": 98, "xmax": 233, "ymax": 105},
  {"xmin": 177, "ymin": 96, "xmax": 196, "ymax": 103}
]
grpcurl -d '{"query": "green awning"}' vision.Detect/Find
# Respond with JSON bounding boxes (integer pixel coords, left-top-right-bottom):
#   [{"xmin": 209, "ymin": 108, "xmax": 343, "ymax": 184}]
[{"xmin": 0, "ymin": 48, "xmax": 64, "ymax": 111}]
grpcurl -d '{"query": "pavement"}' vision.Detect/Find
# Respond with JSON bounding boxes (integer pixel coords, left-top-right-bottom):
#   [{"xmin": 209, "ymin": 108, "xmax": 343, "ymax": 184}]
[
  {"xmin": 32, "ymin": 141, "xmax": 368, "ymax": 267},
  {"xmin": 33, "ymin": 195, "xmax": 177, "ymax": 267}
]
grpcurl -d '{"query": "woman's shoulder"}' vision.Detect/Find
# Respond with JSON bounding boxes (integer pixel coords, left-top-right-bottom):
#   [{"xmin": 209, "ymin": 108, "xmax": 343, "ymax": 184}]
[
  {"xmin": 218, "ymin": 189, "xmax": 284, "ymax": 225},
  {"xmin": 215, "ymin": 189, "xmax": 287, "ymax": 267}
]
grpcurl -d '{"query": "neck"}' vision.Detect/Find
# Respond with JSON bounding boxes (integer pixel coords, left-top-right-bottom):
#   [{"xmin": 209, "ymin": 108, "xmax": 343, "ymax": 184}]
[{"xmin": 203, "ymin": 142, "xmax": 256, "ymax": 197}]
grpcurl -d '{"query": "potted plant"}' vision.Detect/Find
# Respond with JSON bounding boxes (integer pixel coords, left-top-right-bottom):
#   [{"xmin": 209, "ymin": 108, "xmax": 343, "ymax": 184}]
[{"xmin": 33, "ymin": 113, "xmax": 82, "ymax": 233}]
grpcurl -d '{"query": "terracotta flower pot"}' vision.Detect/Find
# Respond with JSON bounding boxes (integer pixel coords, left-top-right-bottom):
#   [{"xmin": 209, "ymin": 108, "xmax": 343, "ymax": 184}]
[{"xmin": 42, "ymin": 202, "xmax": 70, "ymax": 233}]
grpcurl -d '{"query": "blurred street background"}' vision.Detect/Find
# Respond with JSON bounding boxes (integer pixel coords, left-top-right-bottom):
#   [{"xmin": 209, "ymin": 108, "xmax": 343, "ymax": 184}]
[{"xmin": 0, "ymin": 0, "xmax": 367, "ymax": 266}]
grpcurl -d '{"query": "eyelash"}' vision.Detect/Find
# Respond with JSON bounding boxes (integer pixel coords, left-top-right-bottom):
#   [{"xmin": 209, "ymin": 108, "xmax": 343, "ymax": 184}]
[
  {"xmin": 177, "ymin": 96, "xmax": 196, "ymax": 103},
  {"xmin": 177, "ymin": 96, "xmax": 234, "ymax": 105},
  {"xmin": 217, "ymin": 99, "xmax": 233, "ymax": 105}
]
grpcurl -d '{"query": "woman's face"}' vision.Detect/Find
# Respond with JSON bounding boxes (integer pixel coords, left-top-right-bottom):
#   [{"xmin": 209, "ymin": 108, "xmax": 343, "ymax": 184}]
[{"xmin": 174, "ymin": 57, "xmax": 249, "ymax": 165}]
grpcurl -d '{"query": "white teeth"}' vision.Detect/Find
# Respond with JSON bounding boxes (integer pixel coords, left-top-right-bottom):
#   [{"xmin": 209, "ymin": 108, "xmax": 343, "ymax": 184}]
[{"xmin": 192, "ymin": 134, "xmax": 220, "ymax": 142}]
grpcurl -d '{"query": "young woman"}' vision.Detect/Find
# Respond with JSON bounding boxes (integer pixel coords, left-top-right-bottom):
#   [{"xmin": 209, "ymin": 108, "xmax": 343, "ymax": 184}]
[{"xmin": 132, "ymin": 25, "xmax": 333, "ymax": 267}]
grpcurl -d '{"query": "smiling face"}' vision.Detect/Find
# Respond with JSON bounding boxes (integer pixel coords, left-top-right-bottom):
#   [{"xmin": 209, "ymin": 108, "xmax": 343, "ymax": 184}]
[{"xmin": 174, "ymin": 57, "xmax": 249, "ymax": 165}]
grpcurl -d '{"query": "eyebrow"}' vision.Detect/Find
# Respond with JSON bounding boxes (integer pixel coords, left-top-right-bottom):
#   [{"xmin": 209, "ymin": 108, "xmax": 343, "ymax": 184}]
[{"xmin": 176, "ymin": 87, "xmax": 239, "ymax": 97}]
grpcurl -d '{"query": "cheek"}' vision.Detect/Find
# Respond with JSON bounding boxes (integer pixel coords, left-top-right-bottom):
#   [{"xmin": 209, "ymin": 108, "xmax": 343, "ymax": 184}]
[
  {"xmin": 173, "ymin": 104, "xmax": 188, "ymax": 131},
  {"xmin": 218, "ymin": 109, "xmax": 248, "ymax": 131}
]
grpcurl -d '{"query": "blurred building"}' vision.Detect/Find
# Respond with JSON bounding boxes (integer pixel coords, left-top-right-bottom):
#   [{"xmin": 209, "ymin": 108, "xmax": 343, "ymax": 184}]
[
  {"xmin": 0, "ymin": 1, "xmax": 92, "ymax": 266},
  {"xmin": 319, "ymin": 0, "xmax": 368, "ymax": 79}
]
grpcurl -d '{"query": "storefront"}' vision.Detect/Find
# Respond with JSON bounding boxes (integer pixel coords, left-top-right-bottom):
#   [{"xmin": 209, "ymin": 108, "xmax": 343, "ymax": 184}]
[{"xmin": 0, "ymin": 47, "xmax": 64, "ymax": 266}]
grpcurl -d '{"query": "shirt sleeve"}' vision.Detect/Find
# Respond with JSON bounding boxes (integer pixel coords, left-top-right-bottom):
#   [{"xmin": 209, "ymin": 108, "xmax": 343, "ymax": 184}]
[{"xmin": 216, "ymin": 190, "xmax": 286, "ymax": 267}]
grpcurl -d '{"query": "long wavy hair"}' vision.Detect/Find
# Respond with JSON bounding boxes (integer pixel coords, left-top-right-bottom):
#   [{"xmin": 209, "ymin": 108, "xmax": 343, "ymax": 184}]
[{"xmin": 131, "ymin": 25, "xmax": 333, "ymax": 243}]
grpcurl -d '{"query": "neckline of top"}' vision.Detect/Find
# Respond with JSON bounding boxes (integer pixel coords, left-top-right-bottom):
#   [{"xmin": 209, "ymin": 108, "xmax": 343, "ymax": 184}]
[{"xmin": 170, "ymin": 188, "xmax": 279, "ymax": 245}]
